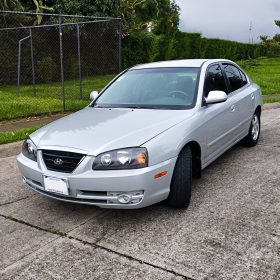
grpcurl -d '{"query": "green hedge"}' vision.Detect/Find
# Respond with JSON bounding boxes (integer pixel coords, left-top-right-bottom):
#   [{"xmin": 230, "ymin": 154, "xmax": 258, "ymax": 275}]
[
  {"xmin": 122, "ymin": 32, "xmax": 154, "ymax": 69},
  {"xmin": 123, "ymin": 31, "xmax": 280, "ymax": 68}
]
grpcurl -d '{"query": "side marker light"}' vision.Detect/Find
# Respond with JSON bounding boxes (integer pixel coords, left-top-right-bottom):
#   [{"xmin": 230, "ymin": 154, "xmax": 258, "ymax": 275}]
[{"xmin": 154, "ymin": 171, "xmax": 167, "ymax": 179}]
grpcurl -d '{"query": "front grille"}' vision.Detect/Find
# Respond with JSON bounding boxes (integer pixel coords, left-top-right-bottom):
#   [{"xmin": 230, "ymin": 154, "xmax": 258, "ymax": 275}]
[{"xmin": 42, "ymin": 149, "xmax": 85, "ymax": 173}]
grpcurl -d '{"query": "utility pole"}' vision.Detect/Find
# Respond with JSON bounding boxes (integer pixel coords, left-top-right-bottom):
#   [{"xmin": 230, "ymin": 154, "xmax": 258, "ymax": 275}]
[{"xmin": 249, "ymin": 21, "xmax": 253, "ymax": 44}]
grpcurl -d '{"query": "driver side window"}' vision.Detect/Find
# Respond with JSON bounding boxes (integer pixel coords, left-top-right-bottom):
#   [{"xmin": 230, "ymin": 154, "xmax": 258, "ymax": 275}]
[{"xmin": 204, "ymin": 64, "xmax": 228, "ymax": 97}]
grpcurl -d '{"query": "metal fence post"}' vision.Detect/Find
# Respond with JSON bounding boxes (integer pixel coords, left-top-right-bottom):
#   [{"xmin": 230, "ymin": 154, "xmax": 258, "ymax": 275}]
[
  {"xmin": 58, "ymin": 16, "xmax": 65, "ymax": 111},
  {"xmin": 17, "ymin": 40, "xmax": 21, "ymax": 97},
  {"xmin": 118, "ymin": 19, "xmax": 122, "ymax": 73},
  {"xmin": 17, "ymin": 35, "xmax": 31, "ymax": 96},
  {"xmin": 77, "ymin": 23, "xmax": 82, "ymax": 99},
  {"xmin": 29, "ymin": 28, "xmax": 36, "ymax": 96}
]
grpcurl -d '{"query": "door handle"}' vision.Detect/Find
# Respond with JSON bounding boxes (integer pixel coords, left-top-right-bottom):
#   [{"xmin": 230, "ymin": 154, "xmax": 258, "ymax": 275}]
[{"xmin": 230, "ymin": 105, "xmax": 236, "ymax": 112}]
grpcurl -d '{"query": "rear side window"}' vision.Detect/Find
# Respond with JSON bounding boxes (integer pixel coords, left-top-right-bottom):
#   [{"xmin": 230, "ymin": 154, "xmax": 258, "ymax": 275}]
[
  {"xmin": 239, "ymin": 70, "xmax": 248, "ymax": 85},
  {"xmin": 223, "ymin": 64, "xmax": 245, "ymax": 92},
  {"xmin": 204, "ymin": 64, "xmax": 228, "ymax": 96}
]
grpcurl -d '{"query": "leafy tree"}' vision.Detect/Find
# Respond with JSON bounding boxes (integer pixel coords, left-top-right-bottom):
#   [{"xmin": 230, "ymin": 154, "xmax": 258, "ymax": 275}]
[
  {"xmin": 1, "ymin": 0, "xmax": 53, "ymax": 24},
  {"xmin": 119, "ymin": 0, "xmax": 179, "ymax": 35},
  {"xmin": 1, "ymin": 0, "xmax": 53, "ymax": 13},
  {"xmin": 260, "ymin": 20, "xmax": 280, "ymax": 45},
  {"xmin": 1, "ymin": 0, "xmax": 180, "ymax": 35},
  {"xmin": 0, "ymin": 0, "xmax": 24, "ymax": 10},
  {"xmin": 53, "ymin": 0, "xmax": 119, "ymax": 18}
]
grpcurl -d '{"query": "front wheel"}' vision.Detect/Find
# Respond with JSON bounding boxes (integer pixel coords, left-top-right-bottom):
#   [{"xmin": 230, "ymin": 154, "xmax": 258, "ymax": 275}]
[
  {"xmin": 167, "ymin": 146, "xmax": 192, "ymax": 208},
  {"xmin": 243, "ymin": 111, "xmax": 261, "ymax": 147}
]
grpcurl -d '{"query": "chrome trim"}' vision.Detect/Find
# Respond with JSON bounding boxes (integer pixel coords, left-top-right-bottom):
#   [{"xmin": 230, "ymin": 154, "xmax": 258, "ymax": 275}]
[
  {"xmin": 76, "ymin": 193, "xmax": 144, "ymax": 201},
  {"xmin": 23, "ymin": 176, "xmax": 144, "ymax": 206},
  {"xmin": 38, "ymin": 145, "xmax": 88, "ymax": 155}
]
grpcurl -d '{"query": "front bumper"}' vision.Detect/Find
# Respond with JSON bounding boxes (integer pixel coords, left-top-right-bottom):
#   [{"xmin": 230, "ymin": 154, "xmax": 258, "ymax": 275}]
[{"xmin": 17, "ymin": 151, "xmax": 177, "ymax": 209}]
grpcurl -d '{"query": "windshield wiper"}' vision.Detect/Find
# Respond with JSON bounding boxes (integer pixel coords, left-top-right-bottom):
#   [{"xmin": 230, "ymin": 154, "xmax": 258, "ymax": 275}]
[
  {"xmin": 126, "ymin": 106, "xmax": 145, "ymax": 109},
  {"xmin": 126, "ymin": 105, "xmax": 162, "ymax": 109},
  {"xmin": 92, "ymin": 104, "xmax": 104, "ymax": 108},
  {"xmin": 92, "ymin": 104, "xmax": 159, "ymax": 109}
]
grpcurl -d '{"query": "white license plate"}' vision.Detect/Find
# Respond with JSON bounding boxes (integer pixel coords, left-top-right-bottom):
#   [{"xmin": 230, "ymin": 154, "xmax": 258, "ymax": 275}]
[{"xmin": 43, "ymin": 176, "xmax": 69, "ymax": 196}]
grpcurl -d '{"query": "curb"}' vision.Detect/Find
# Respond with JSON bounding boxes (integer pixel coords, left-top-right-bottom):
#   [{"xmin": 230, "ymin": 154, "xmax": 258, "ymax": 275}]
[{"xmin": 263, "ymin": 102, "xmax": 280, "ymax": 110}]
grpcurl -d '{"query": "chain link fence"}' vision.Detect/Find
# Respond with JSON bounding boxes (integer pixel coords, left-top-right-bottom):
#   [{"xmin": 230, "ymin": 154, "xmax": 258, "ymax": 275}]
[{"xmin": 0, "ymin": 11, "xmax": 121, "ymax": 119}]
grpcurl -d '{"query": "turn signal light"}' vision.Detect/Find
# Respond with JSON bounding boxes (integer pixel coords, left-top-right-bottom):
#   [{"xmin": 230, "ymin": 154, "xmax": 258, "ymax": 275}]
[
  {"xmin": 154, "ymin": 171, "xmax": 167, "ymax": 179},
  {"xmin": 136, "ymin": 153, "xmax": 147, "ymax": 165}
]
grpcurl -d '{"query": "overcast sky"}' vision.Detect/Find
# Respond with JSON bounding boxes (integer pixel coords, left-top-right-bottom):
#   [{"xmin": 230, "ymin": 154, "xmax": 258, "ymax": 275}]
[{"xmin": 175, "ymin": 0, "xmax": 280, "ymax": 43}]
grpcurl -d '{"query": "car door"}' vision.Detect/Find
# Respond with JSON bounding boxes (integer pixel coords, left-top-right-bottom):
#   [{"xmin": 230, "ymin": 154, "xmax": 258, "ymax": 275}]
[
  {"xmin": 222, "ymin": 63, "xmax": 255, "ymax": 137},
  {"xmin": 202, "ymin": 64, "xmax": 238, "ymax": 164}
]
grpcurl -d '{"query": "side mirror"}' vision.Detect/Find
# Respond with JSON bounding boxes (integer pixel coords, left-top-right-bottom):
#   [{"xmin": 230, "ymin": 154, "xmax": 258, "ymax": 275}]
[
  {"xmin": 205, "ymin": 91, "xmax": 227, "ymax": 105},
  {"xmin": 90, "ymin": 90, "xmax": 99, "ymax": 101}
]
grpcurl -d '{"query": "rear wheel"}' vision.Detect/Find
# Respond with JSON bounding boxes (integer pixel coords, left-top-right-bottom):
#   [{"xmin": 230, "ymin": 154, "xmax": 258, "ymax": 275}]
[
  {"xmin": 243, "ymin": 111, "xmax": 261, "ymax": 147},
  {"xmin": 167, "ymin": 146, "xmax": 192, "ymax": 208}
]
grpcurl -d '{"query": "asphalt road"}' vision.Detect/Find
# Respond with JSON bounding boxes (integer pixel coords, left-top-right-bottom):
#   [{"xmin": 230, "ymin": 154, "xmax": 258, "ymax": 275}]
[{"xmin": 0, "ymin": 107, "xmax": 279, "ymax": 280}]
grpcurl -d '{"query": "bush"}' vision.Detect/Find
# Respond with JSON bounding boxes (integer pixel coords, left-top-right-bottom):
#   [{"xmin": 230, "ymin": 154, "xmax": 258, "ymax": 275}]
[
  {"xmin": 122, "ymin": 31, "xmax": 280, "ymax": 67},
  {"xmin": 37, "ymin": 57, "xmax": 57, "ymax": 83},
  {"xmin": 122, "ymin": 32, "xmax": 153, "ymax": 68}
]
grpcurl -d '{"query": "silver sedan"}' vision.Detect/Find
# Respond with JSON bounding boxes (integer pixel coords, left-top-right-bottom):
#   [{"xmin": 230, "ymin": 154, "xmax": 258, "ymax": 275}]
[{"xmin": 17, "ymin": 59, "xmax": 262, "ymax": 209}]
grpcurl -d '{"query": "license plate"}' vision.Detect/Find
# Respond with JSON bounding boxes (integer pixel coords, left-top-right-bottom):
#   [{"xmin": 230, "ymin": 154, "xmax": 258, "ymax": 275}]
[{"xmin": 43, "ymin": 176, "xmax": 69, "ymax": 196}]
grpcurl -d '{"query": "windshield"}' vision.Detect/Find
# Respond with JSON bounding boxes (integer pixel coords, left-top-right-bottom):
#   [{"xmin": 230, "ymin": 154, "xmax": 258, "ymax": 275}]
[{"xmin": 93, "ymin": 67, "xmax": 200, "ymax": 109}]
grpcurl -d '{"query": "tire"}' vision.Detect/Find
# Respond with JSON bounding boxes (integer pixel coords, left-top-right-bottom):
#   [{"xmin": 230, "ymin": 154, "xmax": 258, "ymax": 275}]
[
  {"xmin": 242, "ymin": 111, "xmax": 261, "ymax": 147},
  {"xmin": 167, "ymin": 146, "xmax": 192, "ymax": 208}
]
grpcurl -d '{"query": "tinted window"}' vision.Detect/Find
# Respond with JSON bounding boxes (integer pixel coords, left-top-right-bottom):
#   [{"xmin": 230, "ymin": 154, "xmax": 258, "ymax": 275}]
[
  {"xmin": 204, "ymin": 64, "xmax": 228, "ymax": 96},
  {"xmin": 239, "ymin": 70, "xmax": 248, "ymax": 85},
  {"xmin": 223, "ymin": 64, "xmax": 245, "ymax": 92}
]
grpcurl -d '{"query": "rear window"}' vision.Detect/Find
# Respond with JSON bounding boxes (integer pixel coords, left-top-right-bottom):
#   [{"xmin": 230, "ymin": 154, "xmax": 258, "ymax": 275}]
[{"xmin": 222, "ymin": 64, "xmax": 245, "ymax": 92}]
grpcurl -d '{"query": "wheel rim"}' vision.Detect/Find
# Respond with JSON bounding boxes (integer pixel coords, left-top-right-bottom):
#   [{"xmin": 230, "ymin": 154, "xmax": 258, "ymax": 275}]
[{"xmin": 251, "ymin": 114, "xmax": 259, "ymax": 141}]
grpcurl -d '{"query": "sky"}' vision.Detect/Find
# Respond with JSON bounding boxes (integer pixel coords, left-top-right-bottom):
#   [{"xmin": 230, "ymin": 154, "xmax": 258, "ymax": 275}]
[{"xmin": 175, "ymin": 0, "xmax": 280, "ymax": 43}]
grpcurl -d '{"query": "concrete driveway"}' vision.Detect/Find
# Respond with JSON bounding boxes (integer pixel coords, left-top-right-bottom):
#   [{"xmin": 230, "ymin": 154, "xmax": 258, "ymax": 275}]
[{"xmin": 0, "ymin": 107, "xmax": 279, "ymax": 280}]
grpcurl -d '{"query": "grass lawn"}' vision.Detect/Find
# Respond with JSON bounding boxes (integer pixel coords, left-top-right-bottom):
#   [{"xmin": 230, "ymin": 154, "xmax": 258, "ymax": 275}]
[
  {"xmin": 0, "ymin": 57, "xmax": 279, "ymax": 121},
  {"xmin": 237, "ymin": 57, "xmax": 280, "ymax": 97},
  {"xmin": 0, "ymin": 126, "xmax": 42, "ymax": 144},
  {"xmin": 0, "ymin": 74, "xmax": 115, "ymax": 120}
]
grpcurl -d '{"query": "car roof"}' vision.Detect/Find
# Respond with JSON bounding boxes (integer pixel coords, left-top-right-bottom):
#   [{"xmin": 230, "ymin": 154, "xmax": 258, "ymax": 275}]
[{"xmin": 130, "ymin": 59, "xmax": 234, "ymax": 70}]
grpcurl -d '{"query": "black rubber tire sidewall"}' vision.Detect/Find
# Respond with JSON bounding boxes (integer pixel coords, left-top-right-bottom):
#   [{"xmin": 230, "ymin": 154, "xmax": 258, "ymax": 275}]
[{"xmin": 167, "ymin": 146, "xmax": 192, "ymax": 208}]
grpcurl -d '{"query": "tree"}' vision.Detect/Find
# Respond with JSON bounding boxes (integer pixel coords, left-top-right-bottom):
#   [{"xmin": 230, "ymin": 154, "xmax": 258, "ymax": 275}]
[
  {"xmin": 119, "ymin": 0, "xmax": 179, "ymax": 35},
  {"xmin": 53, "ymin": 0, "xmax": 119, "ymax": 18},
  {"xmin": 1, "ymin": 0, "xmax": 53, "ymax": 13},
  {"xmin": 1, "ymin": 0, "xmax": 180, "ymax": 36},
  {"xmin": 260, "ymin": 20, "xmax": 280, "ymax": 45},
  {"xmin": 1, "ymin": 0, "xmax": 54, "ymax": 24}
]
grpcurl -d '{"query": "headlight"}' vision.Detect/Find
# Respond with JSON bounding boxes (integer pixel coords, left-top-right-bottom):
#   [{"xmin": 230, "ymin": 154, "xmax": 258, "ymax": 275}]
[
  {"xmin": 22, "ymin": 138, "xmax": 37, "ymax": 161},
  {"xmin": 92, "ymin": 148, "xmax": 148, "ymax": 170}
]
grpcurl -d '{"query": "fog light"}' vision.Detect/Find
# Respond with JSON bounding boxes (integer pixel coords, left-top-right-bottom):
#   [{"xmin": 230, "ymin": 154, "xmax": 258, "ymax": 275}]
[{"xmin": 117, "ymin": 194, "xmax": 132, "ymax": 204}]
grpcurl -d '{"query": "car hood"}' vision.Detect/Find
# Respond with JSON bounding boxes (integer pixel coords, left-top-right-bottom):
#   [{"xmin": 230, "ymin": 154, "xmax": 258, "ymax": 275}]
[{"xmin": 31, "ymin": 107, "xmax": 195, "ymax": 155}]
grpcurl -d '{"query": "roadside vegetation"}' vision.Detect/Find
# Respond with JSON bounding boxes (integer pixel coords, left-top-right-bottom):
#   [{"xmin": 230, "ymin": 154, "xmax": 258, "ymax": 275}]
[
  {"xmin": 0, "ymin": 126, "xmax": 41, "ymax": 144},
  {"xmin": 0, "ymin": 57, "xmax": 279, "ymax": 122},
  {"xmin": 0, "ymin": 75, "xmax": 115, "ymax": 120},
  {"xmin": 1, "ymin": 56, "xmax": 279, "ymax": 145},
  {"xmin": 237, "ymin": 57, "xmax": 280, "ymax": 102}
]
